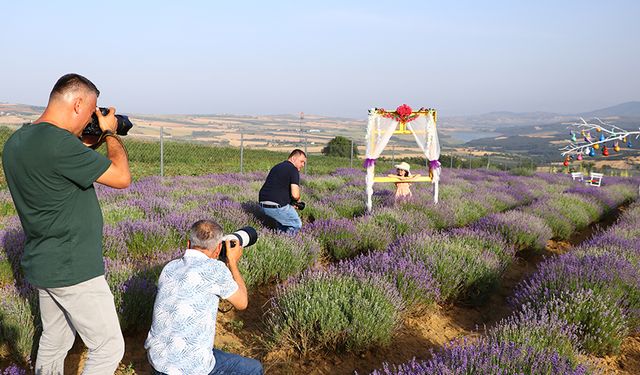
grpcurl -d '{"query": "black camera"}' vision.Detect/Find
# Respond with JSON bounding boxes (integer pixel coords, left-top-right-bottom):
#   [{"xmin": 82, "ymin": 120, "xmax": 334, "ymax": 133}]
[
  {"xmin": 291, "ymin": 201, "xmax": 306, "ymax": 210},
  {"xmin": 82, "ymin": 107, "xmax": 133, "ymax": 137},
  {"xmin": 219, "ymin": 226, "xmax": 258, "ymax": 262}
]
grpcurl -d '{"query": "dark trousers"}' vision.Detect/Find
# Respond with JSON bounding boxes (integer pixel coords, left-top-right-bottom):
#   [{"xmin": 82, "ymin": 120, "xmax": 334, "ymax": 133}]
[{"xmin": 152, "ymin": 349, "xmax": 263, "ymax": 375}]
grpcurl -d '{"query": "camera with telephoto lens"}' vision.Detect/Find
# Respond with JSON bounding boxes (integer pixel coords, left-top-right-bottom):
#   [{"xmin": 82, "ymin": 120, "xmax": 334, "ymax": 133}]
[
  {"xmin": 82, "ymin": 107, "xmax": 134, "ymax": 137},
  {"xmin": 291, "ymin": 201, "xmax": 306, "ymax": 211},
  {"xmin": 219, "ymin": 226, "xmax": 258, "ymax": 263}
]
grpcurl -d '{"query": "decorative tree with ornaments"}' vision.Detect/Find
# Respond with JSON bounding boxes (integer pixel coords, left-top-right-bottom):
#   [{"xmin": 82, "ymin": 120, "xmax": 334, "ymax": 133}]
[{"xmin": 559, "ymin": 118, "xmax": 640, "ymax": 166}]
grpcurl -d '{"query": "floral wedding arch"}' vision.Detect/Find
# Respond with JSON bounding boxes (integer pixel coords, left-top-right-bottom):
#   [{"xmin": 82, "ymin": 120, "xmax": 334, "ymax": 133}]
[{"xmin": 364, "ymin": 104, "xmax": 441, "ymax": 211}]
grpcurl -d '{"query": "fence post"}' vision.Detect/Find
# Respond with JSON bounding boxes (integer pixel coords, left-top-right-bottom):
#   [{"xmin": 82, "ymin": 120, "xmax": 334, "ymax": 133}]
[
  {"xmin": 350, "ymin": 139, "xmax": 354, "ymax": 169},
  {"xmin": 160, "ymin": 126, "xmax": 164, "ymax": 177},
  {"xmin": 240, "ymin": 131, "xmax": 244, "ymax": 174},
  {"xmin": 303, "ymin": 135, "xmax": 307, "ymax": 174},
  {"xmin": 486, "ymin": 155, "xmax": 490, "ymax": 169},
  {"xmin": 450, "ymin": 154, "xmax": 453, "ymax": 168},
  {"xmin": 392, "ymin": 145, "xmax": 395, "ymax": 163}
]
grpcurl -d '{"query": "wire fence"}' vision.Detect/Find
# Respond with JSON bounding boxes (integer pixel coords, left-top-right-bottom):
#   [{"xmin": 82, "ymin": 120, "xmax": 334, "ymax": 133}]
[{"xmin": 1, "ymin": 123, "xmax": 639, "ymax": 186}]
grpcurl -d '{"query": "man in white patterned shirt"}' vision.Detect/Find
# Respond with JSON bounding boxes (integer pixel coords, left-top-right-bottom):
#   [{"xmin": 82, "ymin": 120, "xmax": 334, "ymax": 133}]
[{"xmin": 145, "ymin": 220, "xmax": 263, "ymax": 375}]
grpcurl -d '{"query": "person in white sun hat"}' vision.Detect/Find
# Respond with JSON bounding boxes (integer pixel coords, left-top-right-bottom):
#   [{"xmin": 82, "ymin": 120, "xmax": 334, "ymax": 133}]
[{"xmin": 393, "ymin": 161, "xmax": 413, "ymax": 201}]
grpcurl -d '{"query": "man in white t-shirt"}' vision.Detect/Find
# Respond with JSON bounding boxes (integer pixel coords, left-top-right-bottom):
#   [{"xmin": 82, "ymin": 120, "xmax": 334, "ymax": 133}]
[{"xmin": 145, "ymin": 220, "xmax": 263, "ymax": 375}]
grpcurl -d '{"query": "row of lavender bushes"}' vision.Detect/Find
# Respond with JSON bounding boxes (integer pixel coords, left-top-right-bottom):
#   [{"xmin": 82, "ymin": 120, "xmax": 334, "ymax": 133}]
[
  {"xmin": 0, "ymin": 169, "xmax": 637, "ymax": 367},
  {"xmin": 369, "ymin": 200, "xmax": 640, "ymax": 374},
  {"xmin": 264, "ymin": 174, "xmax": 638, "ymax": 354}
]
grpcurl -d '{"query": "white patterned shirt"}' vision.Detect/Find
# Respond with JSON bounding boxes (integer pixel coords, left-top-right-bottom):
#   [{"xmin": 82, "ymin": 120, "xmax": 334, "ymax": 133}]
[{"xmin": 145, "ymin": 249, "xmax": 238, "ymax": 375}]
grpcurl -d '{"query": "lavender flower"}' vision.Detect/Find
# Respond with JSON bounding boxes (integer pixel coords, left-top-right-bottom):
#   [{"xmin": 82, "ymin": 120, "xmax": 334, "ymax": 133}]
[
  {"xmin": 303, "ymin": 218, "xmax": 360, "ymax": 259},
  {"xmin": 337, "ymin": 251, "xmax": 440, "ymax": 313},
  {"xmin": 473, "ymin": 210, "xmax": 552, "ymax": 250},
  {"xmin": 389, "ymin": 230, "xmax": 514, "ymax": 302},
  {"xmin": 371, "ymin": 337, "xmax": 589, "ymax": 375},
  {"xmin": 488, "ymin": 303, "xmax": 581, "ymax": 362},
  {"xmin": 266, "ymin": 269, "xmax": 403, "ymax": 354},
  {"xmin": 1, "ymin": 364, "xmax": 26, "ymax": 375},
  {"xmin": 238, "ymin": 230, "xmax": 319, "ymax": 288}
]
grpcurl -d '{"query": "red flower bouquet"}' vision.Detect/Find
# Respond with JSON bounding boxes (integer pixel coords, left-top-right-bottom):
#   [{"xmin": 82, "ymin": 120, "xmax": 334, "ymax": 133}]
[{"xmin": 396, "ymin": 104, "xmax": 412, "ymax": 117}]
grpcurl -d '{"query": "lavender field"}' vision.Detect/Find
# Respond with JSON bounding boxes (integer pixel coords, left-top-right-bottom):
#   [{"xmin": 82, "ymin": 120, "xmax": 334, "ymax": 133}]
[{"xmin": 1, "ymin": 167, "xmax": 639, "ymax": 374}]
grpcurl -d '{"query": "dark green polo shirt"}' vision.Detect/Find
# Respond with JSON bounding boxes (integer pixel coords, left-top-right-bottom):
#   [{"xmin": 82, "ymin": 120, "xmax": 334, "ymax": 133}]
[{"xmin": 2, "ymin": 122, "xmax": 111, "ymax": 288}]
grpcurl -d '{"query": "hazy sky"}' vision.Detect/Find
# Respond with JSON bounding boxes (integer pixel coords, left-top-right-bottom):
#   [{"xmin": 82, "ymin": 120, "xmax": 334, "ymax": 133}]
[{"xmin": 1, "ymin": 1, "xmax": 638, "ymax": 118}]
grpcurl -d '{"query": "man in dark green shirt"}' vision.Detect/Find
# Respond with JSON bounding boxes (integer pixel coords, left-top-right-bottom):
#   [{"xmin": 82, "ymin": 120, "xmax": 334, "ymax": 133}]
[{"xmin": 2, "ymin": 73, "xmax": 131, "ymax": 375}]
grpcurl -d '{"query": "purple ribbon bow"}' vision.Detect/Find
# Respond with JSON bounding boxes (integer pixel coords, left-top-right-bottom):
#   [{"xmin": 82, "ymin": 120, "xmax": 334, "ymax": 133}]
[
  {"xmin": 428, "ymin": 160, "xmax": 441, "ymax": 169},
  {"xmin": 363, "ymin": 158, "xmax": 376, "ymax": 168}
]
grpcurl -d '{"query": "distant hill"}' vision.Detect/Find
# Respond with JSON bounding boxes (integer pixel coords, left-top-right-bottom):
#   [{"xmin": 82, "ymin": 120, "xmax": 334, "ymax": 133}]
[
  {"xmin": 440, "ymin": 111, "xmax": 573, "ymax": 130},
  {"xmin": 0, "ymin": 103, "xmax": 43, "ymax": 116},
  {"xmin": 579, "ymin": 101, "xmax": 640, "ymax": 118}
]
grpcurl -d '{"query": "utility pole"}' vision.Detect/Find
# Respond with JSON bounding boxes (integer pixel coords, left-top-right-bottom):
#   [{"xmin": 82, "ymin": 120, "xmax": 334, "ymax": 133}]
[
  {"xmin": 160, "ymin": 126, "xmax": 164, "ymax": 177},
  {"xmin": 350, "ymin": 139, "xmax": 354, "ymax": 168},
  {"xmin": 299, "ymin": 112, "xmax": 304, "ymax": 146},
  {"xmin": 240, "ymin": 131, "xmax": 244, "ymax": 174}
]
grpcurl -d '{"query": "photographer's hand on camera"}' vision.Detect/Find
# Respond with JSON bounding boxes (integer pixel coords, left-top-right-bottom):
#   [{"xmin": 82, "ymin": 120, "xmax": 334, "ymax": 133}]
[
  {"xmin": 223, "ymin": 239, "xmax": 243, "ymax": 265},
  {"xmin": 222, "ymin": 239, "xmax": 248, "ymax": 310},
  {"xmin": 96, "ymin": 106, "xmax": 118, "ymax": 134},
  {"xmin": 81, "ymin": 107, "xmax": 117, "ymax": 146},
  {"xmin": 93, "ymin": 106, "xmax": 132, "ymax": 189}
]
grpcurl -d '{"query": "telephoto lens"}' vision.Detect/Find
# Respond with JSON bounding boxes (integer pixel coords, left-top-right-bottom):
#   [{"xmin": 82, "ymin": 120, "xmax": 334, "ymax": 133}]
[{"xmin": 219, "ymin": 226, "xmax": 258, "ymax": 262}]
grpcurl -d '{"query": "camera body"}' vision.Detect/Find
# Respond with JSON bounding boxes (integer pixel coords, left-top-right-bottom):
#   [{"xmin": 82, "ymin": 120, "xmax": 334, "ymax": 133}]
[
  {"xmin": 291, "ymin": 201, "xmax": 306, "ymax": 210},
  {"xmin": 82, "ymin": 107, "xmax": 134, "ymax": 137},
  {"xmin": 219, "ymin": 226, "xmax": 258, "ymax": 263}
]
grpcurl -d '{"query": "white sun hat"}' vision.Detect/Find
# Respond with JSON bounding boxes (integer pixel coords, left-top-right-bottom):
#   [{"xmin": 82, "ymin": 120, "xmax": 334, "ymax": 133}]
[{"xmin": 394, "ymin": 162, "xmax": 411, "ymax": 171}]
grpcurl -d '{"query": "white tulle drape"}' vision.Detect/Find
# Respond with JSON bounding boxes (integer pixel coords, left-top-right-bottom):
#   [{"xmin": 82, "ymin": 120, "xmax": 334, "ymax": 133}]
[
  {"xmin": 365, "ymin": 112, "xmax": 398, "ymax": 211},
  {"xmin": 365, "ymin": 110, "xmax": 441, "ymax": 211},
  {"xmin": 407, "ymin": 115, "xmax": 441, "ymax": 203}
]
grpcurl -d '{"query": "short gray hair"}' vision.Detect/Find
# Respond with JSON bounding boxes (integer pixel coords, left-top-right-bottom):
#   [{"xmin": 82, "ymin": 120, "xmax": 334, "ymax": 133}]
[
  {"xmin": 189, "ymin": 220, "xmax": 223, "ymax": 250},
  {"xmin": 49, "ymin": 73, "xmax": 100, "ymax": 101}
]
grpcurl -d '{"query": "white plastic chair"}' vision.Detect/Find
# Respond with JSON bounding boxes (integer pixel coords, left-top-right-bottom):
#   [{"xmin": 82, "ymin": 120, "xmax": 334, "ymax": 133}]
[
  {"xmin": 587, "ymin": 172, "xmax": 603, "ymax": 187},
  {"xmin": 571, "ymin": 172, "xmax": 583, "ymax": 181}
]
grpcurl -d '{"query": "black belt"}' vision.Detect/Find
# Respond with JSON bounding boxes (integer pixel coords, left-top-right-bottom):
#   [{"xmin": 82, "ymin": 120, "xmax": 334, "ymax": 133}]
[{"xmin": 259, "ymin": 202, "xmax": 282, "ymax": 209}]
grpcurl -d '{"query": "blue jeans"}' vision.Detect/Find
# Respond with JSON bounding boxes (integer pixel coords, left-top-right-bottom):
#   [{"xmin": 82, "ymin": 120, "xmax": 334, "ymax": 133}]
[
  {"xmin": 152, "ymin": 349, "xmax": 263, "ymax": 375},
  {"xmin": 261, "ymin": 204, "xmax": 302, "ymax": 234}
]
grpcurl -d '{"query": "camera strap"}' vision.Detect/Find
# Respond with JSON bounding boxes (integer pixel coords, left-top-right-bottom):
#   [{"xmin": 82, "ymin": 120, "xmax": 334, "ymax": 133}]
[{"xmin": 90, "ymin": 132, "xmax": 129, "ymax": 159}]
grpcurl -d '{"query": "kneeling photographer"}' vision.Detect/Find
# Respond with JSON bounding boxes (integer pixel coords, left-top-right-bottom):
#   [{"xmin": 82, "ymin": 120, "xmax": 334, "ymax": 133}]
[
  {"xmin": 258, "ymin": 149, "xmax": 307, "ymax": 234},
  {"xmin": 145, "ymin": 220, "xmax": 263, "ymax": 375}
]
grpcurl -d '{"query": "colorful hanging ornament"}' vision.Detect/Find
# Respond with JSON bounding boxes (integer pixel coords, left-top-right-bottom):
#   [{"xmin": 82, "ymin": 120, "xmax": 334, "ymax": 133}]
[{"xmin": 560, "ymin": 119, "xmax": 640, "ymax": 164}]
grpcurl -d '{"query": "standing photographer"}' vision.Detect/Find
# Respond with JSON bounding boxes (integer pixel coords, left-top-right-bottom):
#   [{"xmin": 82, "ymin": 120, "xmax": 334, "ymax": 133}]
[
  {"xmin": 2, "ymin": 74, "xmax": 131, "ymax": 374},
  {"xmin": 145, "ymin": 220, "xmax": 263, "ymax": 375},
  {"xmin": 258, "ymin": 149, "xmax": 306, "ymax": 234}
]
